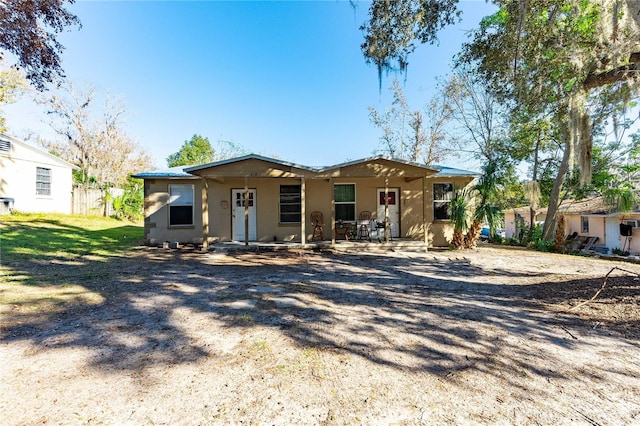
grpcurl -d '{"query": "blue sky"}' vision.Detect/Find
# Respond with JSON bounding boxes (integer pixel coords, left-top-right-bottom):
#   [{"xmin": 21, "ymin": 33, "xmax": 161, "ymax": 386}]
[{"xmin": 4, "ymin": 0, "xmax": 496, "ymax": 170}]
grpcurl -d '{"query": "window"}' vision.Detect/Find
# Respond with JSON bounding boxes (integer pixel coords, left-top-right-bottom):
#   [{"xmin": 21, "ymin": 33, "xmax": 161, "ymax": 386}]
[
  {"xmin": 581, "ymin": 216, "xmax": 589, "ymax": 233},
  {"xmin": 433, "ymin": 183, "xmax": 453, "ymax": 220},
  {"xmin": 0, "ymin": 139, "xmax": 11, "ymax": 153},
  {"xmin": 169, "ymin": 184, "xmax": 194, "ymax": 226},
  {"xmin": 36, "ymin": 167, "xmax": 51, "ymax": 196},
  {"xmin": 279, "ymin": 185, "xmax": 301, "ymax": 223},
  {"xmin": 334, "ymin": 183, "xmax": 355, "ymax": 222}
]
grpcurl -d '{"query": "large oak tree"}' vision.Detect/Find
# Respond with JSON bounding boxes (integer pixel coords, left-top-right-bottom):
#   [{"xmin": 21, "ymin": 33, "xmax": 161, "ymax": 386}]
[{"xmin": 0, "ymin": 0, "xmax": 80, "ymax": 89}]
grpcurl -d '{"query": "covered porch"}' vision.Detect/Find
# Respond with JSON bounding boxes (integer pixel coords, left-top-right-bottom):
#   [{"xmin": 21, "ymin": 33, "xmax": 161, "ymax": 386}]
[{"xmin": 185, "ymin": 155, "xmax": 439, "ymax": 248}]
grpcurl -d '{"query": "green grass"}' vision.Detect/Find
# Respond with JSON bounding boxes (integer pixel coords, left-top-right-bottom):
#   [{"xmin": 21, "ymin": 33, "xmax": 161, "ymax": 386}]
[
  {"xmin": 0, "ymin": 213, "xmax": 144, "ymax": 312},
  {"xmin": 1, "ymin": 212, "xmax": 144, "ymax": 262}
]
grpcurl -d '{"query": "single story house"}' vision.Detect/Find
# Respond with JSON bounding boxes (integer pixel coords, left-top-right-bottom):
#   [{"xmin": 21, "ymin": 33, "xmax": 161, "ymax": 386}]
[
  {"xmin": 505, "ymin": 197, "xmax": 640, "ymax": 254},
  {"xmin": 132, "ymin": 154, "xmax": 478, "ymax": 248},
  {"xmin": 0, "ymin": 133, "xmax": 77, "ymax": 214}
]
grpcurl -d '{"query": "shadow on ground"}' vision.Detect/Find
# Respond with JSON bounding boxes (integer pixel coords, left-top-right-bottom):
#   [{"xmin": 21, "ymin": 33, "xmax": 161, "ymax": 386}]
[{"xmin": 3, "ymin": 245, "xmax": 639, "ymax": 386}]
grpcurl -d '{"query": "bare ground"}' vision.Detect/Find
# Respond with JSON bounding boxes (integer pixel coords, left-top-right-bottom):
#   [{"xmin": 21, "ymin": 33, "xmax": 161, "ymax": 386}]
[{"xmin": 2, "ymin": 246, "xmax": 640, "ymax": 425}]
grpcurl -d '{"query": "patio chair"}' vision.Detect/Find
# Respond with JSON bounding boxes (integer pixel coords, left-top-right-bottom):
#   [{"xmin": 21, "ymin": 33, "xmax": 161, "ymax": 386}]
[
  {"xmin": 357, "ymin": 211, "xmax": 372, "ymax": 241},
  {"xmin": 310, "ymin": 211, "xmax": 324, "ymax": 241},
  {"xmin": 374, "ymin": 219, "xmax": 393, "ymax": 243}
]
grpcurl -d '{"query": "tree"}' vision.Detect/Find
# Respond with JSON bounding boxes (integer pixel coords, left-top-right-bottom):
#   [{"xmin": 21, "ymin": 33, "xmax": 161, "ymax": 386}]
[
  {"xmin": 369, "ymin": 79, "xmax": 453, "ymax": 164},
  {"xmin": 465, "ymin": 160, "xmax": 503, "ymax": 248},
  {"xmin": 449, "ymin": 187, "xmax": 470, "ymax": 249},
  {"xmin": 166, "ymin": 134, "xmax": 215, "ymax": 167},
  {"xmin": 443, "ymin": 69, "xmax": 511, "ymax": 163},
  {"xmin": 0, "ymin": 60, "xmax": 28, "ymax": 132},
  {"xmin": 460, "ymin": 0, "xmax": 640, "ymax": 239},
  {"xmin": 39, "ymin": 81, "xmax": 153, "ymax": 190},
  {"xmin": 361, "ymin": 1, "xmax": 640, "ymax": 240},
  {"xmin": 0, "ymin": 0, "xmax": 80, "ymax": 89},
  {"xmin": 360, "ymin": 0, "xmax": 461, "ymax": 87}
]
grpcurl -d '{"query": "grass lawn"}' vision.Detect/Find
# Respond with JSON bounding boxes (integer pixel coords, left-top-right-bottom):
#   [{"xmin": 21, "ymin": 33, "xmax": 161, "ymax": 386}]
[{"xmin": 1, "ymin": 213, "xmax": 144, "ymax": 313}]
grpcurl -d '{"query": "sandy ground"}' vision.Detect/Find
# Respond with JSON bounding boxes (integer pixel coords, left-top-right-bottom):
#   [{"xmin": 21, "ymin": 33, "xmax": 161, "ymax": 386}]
[{"xmin": 2, "ymin": 246, "xmax": 640, "ymax": 425}]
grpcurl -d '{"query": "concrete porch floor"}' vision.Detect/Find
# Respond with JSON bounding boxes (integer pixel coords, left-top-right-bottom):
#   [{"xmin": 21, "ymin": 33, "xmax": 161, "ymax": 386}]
[{"xmin": 202, "ymin": 238, "xmax": 431, "ymax": 253}]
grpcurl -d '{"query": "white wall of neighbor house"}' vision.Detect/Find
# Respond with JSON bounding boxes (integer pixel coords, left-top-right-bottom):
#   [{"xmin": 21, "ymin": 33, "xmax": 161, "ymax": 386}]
[
  {"xmin": 0, "ymin": 138, "xmax": 74, "ymax": 214},
  {"xmin": 607, "ymin": 215, "xmax": 640, "ymax": 254}
]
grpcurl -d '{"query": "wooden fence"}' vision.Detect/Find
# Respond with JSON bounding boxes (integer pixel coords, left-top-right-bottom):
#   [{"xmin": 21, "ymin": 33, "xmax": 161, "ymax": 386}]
[
  {"xmin": 72, "ymin": 187, "xmax": 125, "ymax": 216},
  {"xmin": 72, "ymin": 187, "xmax": 105, "ymax": 216}
]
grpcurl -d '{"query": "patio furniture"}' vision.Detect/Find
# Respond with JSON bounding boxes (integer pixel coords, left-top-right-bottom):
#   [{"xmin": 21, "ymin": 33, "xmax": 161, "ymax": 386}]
[
  {"xmin": 374, "ymin": 219, "xmax": 393, "ymax": 242},
  {"xmin": 310, "ymin": 211, "xmax": 324, "ymax": 241},
  {"xmin": 357, "ymin": 211, "xmax": 372, "ymax": 241}
]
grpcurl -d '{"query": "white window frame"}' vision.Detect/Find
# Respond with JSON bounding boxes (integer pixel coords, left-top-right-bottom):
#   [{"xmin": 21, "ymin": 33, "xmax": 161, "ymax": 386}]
[
  {"xmin": 36, "ymin": 167, "xmax": 52, "ymax": 196},
  {"xmin": 433, "ymin": 183, "xmax": 453, "ymax": 220},
  {"xmin": 334, "ymin": 183, "xmax": 356, "ymax": 222},
  {"xmin": 581, "ymin": 216, "xmax": 589, "ymax": 233},
  {"xmin": 168, "ymin": 184, "xmax": 194, "ymax": 226}
]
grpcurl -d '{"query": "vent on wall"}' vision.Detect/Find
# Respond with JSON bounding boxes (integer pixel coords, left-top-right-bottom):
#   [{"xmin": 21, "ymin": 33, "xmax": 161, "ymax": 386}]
[{"xmin": 0, "ymin": 139, "xmax": 11, "ymax": 153}]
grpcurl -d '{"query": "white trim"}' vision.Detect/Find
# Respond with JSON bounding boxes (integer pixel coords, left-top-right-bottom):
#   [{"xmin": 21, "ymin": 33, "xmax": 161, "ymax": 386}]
[{"xmin": 333, "ymin": 182, "xmax": 357, "ymax": 223}]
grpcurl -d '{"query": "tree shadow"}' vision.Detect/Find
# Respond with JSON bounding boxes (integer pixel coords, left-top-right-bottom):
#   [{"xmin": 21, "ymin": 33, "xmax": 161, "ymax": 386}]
[
  {"xmin": 2, "ymin": 247, "xmax": 638, "ymax": 390},
  {"xmin": 2, "ymin": 218, "xmax": 143, "ymax": 265}
]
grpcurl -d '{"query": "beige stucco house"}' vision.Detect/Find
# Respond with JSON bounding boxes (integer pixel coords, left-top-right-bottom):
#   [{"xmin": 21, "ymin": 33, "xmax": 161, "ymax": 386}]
[
  {"xmin": 133, "ymin": 155, "xmax": 478, "ymax": 248},
  {"xmin": 0, "ymin": 133, "xmax": 77, "ymax": 214},
  {"xmin": 504, "ymin": 197, "xmax": 640, "ymax": 254}
]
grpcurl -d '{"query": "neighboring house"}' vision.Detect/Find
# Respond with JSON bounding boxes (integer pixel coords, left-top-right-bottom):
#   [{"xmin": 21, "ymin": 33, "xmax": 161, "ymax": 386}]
[
  {"xmin": 132, "ymin": 154, "xmax": 478, "ymax": 247},
  {"xmin": 504, "ymin": 197, "xmax": 640, "ymax": 254},
  {"xmin": 504, "ymin": 206, "xmax": 547, "ymax": 239},
  {"xmin": 0, "ymin": 133, "xmax": 77, "ymax": 214}
]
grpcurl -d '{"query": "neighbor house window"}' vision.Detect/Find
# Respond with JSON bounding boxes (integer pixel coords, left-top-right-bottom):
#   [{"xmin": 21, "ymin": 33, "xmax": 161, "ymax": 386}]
[
  {"xmin": 0, "ymin": 139, "xmax": 11, "ymax": 153},
  {"xmin": 279, "ymin": 185, "xmax": 301, "ymax": 223},
  {"xmin": 581, "ymin": 216, "xmax": 589, "ymax": 233},
  {"xmin": 36, "ymin": 167, "xmax": 51, "ymax": 196},
  {"xmin": 169, "ymin": 184, "xmax": 194, "ymax": 226},
  {"xmin": 433, "ymin": 183, "xmax": 453, "ymax": 220},
  {"xmin": 334, "ymin": 183, "xmax": 355, "ymax": 222}
]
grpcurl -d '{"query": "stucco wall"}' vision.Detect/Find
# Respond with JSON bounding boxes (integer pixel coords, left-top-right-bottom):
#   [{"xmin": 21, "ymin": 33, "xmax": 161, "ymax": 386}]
[
  {"xmin": 141, "ymin": 173, "xmax": 474, "ymax": 246},
  {"xmin": 565, "ymin": 214, "xmax": 605, "ymax": 242},
  {"xmin": 143, "ymin": 178, "xmax": 203, "ymax": 245},
  {"xmin": 0, "ymin": 139, "xmax": 74, "ymax": 214}
]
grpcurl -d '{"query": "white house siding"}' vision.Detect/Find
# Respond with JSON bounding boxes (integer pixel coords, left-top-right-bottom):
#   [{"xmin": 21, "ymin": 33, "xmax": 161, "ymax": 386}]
[{"xmin": 0, "ymin": 135, "xmax": 75, "ymax": 214}]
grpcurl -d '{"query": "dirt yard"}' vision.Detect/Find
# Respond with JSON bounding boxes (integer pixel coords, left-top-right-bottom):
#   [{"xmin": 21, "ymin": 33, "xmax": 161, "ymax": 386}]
[{"xmin": 2, "ymin": 245, "xmax": 640, "ymax": 425}]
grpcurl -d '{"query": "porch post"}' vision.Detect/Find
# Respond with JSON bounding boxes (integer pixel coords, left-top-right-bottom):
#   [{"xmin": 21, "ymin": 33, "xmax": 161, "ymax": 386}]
[
  {"xmin": 202, "ymin": 177, "xmax": 209, "ymax": 250},
  {"xmin": 384, "ymin": 176, "xmax": 390, "ymax": 243},
  {"xmin": 244, "ymin": 177, "xmax": 249, "ymax": 246},
  {"xmin": 300, "ymin": 177, "xmax": 306, "ymax": 245},
  {"xmin": 330, "ymin": 177, "xmax": 336, "ymax": 245},
  {"xmin": 422, "ymin": 176, "xmax": 428, "ymax": 248}
]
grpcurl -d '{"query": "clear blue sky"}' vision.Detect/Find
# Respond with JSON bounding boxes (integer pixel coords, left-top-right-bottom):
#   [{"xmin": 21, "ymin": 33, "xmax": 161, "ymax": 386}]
[{"xmin": 4, "ymin": 0, "xmax": 496, "ymax": 170}]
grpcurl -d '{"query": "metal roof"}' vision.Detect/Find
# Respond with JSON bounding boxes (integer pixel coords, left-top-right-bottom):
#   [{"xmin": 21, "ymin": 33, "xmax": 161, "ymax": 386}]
[{"xmin": 133, "ymin": 154, "xmax": 478, "ymax": 179}]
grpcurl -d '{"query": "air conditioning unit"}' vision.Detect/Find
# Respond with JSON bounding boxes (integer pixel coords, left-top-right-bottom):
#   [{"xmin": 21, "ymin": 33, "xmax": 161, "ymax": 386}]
[{"xmin": 625, "ymin": 219, "xmax": 639, "ymax": 228}]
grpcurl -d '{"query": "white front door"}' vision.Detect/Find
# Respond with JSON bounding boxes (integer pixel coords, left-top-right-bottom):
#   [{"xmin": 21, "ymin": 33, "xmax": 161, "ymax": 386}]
[
  {"xmin": 232, "ymin": 189, "xmax": 257, "ymax": 241},
  {"xmin": 377, "ymin": 188, "xmax": 400, "ymax": 238}
]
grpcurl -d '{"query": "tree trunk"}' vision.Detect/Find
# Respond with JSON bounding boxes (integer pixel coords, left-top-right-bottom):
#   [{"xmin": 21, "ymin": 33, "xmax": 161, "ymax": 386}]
[
  {"xmin": 543, "ymin": 130, "xmax": 573, "ymax": 241},
  {"xmin": 465, "ymin": 220, "xmax": 482, "ymax": 248},
  {"xmin": 555, "ymin": 214, "xmax": 566, "ymax": 253},
  {"xmin": 452, "ymin": 230, "xmax": 465, "ymax": 250}
]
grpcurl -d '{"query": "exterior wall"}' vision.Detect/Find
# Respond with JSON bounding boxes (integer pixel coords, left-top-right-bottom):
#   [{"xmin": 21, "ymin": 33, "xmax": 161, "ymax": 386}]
[
  {"xmin": 628, "ymin": 225, "xmax": 640, "ymax": 254},
  {"xmin": 504, "ymin": 210, "xmax": 548, "ymax": 239},
  {"xmin": 607, "ymin": 214, "xmax": 640, "ymax": 255},
  {"xmin": 141, "ymin": 174, "xmax": 475, "ymax": 246},
  {"xmin": 0, "ymin": 138, "xmax": 74, "ymax": 214},
  {"xmin": 143, "ymin": 178, "xmax": 203, "ymax": 245},
  {"xmin": 428, "ymin": 177, "xmax": 476, "ymax": 247},
  {"xmin": 504, "ymin": 212, "xmax": 517, "ymax": 239},
  {"xmin": 565, "ymin": 214, "xmax": 605, "ymax": 242}
]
